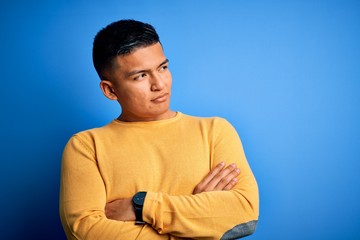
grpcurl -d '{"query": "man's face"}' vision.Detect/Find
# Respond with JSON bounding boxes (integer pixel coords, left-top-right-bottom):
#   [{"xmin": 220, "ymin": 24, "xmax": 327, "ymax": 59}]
[{"xmin": 105, "ymin": 42, "xmax": 173, "ymax": 121}]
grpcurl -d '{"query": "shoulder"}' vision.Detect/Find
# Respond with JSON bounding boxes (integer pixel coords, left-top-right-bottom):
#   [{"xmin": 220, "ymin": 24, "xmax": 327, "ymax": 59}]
[
  {"xmin": 180, "ymin": 112, "xmax": 233, "ymax": 128},
  {"xmin": 178, "ymin": 113, "xmax": 237, "ymax": 138},
  {"xmin": 65, "ymin": 121, "xmax": 117, "ymax": 147},
  {"xmin": 179, "ymin": 113, "xmax": 241, "ymax": 144}
]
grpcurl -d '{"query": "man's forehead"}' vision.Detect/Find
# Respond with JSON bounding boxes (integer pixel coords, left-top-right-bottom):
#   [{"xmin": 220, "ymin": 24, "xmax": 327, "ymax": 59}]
[{"xmin": 113, "ymin": 43, "xmax": 166, "ymax": 71}]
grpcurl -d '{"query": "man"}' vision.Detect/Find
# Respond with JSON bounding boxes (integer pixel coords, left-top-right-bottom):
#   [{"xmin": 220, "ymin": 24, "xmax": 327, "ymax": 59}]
[{"xmin": 60, "ymin": 19, "xmax": 259, "ymax": 239}]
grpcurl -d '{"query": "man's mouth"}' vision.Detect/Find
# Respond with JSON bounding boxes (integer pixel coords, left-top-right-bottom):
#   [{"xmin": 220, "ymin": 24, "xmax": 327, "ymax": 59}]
[{"xmin": 151, "ymin": 93, "xmax": 169, "ymax": 103}]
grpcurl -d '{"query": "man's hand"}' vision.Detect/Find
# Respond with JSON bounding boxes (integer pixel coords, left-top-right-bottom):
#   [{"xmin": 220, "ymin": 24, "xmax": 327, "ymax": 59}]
[
  {"xmin": 193, "ymin": 162, "xmax": 240, "ymax": 194},
  {"xmin": 105, "ymin": 197, "xmax": 135, "ymax": 221}
]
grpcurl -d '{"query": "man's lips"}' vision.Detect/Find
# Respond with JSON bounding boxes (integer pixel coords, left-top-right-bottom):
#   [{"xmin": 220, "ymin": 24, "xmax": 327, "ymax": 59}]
[{"xmin": 151, "ymin": 93, "xmax": 169, "ymax": 103}]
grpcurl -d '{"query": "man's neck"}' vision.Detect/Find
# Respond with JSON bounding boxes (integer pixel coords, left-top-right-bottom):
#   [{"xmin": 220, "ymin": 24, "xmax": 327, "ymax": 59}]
[{"xmin": 117, "ymin": 110, "xmax": 177, "ymax": 122}]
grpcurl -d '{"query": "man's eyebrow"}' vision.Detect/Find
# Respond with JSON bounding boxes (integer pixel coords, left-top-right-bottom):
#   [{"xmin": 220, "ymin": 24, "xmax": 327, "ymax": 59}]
[
  {"xmin": 125, "ymin": 59, "xmax": 169, "ymax": 78},
  {"xmin": 158, "ymin": 59, "xmax": 169, "ymax": 67}
]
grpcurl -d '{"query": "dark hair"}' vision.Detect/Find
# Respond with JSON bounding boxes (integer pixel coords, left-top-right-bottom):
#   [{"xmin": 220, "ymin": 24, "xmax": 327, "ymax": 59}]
[{"xmin": 92, "ymin": 19, "xmax": 160, "ymax": 79}]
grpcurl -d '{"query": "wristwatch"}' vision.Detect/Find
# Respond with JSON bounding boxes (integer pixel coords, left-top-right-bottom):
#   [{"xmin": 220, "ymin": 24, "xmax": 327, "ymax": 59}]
[{"xmin": 132, "ymin": 191, "xmax": 147, "ymax": 225}]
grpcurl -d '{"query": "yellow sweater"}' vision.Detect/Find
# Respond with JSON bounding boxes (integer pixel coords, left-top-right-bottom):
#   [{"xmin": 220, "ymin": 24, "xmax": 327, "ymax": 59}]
[{"xmin": 60, "ymin": 112, "xmax": 259, "ymax": 239}]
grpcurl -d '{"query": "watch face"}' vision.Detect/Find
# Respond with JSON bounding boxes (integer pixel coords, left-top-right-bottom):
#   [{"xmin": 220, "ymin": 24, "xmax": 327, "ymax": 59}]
[{"xmin": 133, "ymin": 191, "xmax": 147, "ymax": 206}]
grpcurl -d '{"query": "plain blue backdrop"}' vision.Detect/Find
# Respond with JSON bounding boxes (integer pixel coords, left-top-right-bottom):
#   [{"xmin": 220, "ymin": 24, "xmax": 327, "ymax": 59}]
[{"xmin": 1, "ymin": 0, "xmax": 359, "ymax": 239}]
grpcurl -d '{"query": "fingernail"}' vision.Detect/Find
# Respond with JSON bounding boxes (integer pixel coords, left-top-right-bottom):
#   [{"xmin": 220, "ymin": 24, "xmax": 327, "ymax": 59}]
[
  {"xmin": 236, "ymin": 168, "xmax": 240, "ymax": 173},
  {"xmin": 231, "ymin": 163, "xmax": 236, "ymax": 168},
  {"xmin": 220, "ymin": 162, "xmax": 225, "ymax": 166}
]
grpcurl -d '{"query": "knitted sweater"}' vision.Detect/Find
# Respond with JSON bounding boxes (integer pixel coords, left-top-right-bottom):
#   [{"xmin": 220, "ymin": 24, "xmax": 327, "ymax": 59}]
[{"xmin": 60, "ymin": 112, "xmax": 259, "ymax": 239}]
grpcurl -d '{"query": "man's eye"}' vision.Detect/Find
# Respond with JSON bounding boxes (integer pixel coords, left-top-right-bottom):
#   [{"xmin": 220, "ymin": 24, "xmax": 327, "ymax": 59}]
[
  {"xmin": 134, "ymin": 73, "xmax": 147, "ymax": 80},
  {"xmin": 160, "ymin": 65, "xmax": 168, "ymax": 72}
]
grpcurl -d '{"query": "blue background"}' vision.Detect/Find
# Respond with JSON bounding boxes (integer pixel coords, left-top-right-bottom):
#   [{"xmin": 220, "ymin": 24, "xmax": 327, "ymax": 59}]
[{"xmin": 1, "ymin": 0, "xmax": 359, "ymax": 239}]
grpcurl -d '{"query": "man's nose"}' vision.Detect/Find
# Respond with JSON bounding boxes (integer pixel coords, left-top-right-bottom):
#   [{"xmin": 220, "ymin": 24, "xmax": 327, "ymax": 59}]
[{"xmin": 150, "ymin": 73, "xmax": 165, "ymax": 91}]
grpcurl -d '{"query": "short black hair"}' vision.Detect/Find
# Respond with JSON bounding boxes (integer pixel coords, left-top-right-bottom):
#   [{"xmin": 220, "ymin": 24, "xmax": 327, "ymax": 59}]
[{"xmin": 92, "ymin": 19, "xmax": 160, "ymax": 80}]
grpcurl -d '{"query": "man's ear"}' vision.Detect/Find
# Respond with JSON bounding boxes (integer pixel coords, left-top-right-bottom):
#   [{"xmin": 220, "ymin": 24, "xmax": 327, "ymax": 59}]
[{"xmin": 100, "ymin": 80, "xmax": 118, "ymax": 100}]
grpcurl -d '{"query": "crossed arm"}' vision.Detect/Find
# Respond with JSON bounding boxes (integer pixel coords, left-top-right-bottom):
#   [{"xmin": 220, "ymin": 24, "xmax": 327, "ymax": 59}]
[
  {"xmin": 105, "ymin": 162, "xmax": 241, "ymax": 221},
  {"xmin": 60, "ymin": 120, "xmax": 259, "ymax": 239}
]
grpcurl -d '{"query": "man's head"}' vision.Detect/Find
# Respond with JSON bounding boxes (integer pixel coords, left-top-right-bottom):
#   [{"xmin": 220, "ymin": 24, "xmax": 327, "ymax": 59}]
[
  {"xmin": 93, "ymin": 19, "xmax": 160, "ymax": 80},
  {"xmin": 93, "ymin": 19, "xmax": 174, "ymax": 122}
]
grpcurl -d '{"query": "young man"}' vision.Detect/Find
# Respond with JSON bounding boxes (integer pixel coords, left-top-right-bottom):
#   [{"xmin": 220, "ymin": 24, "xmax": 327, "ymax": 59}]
[{"xmin": 60, "ymin": 19, "xmax": 259, "ymax": 239}]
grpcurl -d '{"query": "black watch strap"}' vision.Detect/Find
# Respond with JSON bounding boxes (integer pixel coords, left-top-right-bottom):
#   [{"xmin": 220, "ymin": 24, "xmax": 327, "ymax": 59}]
[
  {"xmin": 134, "ymin": 205, "xmax": 144, "ymax": 225},
  {"xmin": 132, "ymin": 191, "xmax": 147, "ymax": 225}
]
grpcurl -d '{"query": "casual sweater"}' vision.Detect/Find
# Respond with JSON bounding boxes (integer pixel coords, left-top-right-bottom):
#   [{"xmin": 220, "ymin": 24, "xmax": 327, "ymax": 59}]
[{"xmin": 60, "ymin": 112, "xmax": 259, "ymax": 239}]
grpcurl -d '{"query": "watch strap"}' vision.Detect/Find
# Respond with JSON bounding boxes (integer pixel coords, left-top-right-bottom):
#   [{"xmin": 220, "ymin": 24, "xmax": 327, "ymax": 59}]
[{"xmin": 134, "ymin": 205, "xmax": 145, "ymax": 225}]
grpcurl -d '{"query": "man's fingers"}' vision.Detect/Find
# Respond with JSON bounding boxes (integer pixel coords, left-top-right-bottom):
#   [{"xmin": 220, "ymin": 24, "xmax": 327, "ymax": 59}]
[
  {"xmin": 202, "ymin": 163, "xmax": 239, "ymax": 191},
  {"xmin": 212, "ymin": 164, "xmax": 240, "ymax": 190},
  {"xmin": 193, "ymin": 162, "xmax": 240, "ymax": 194},
  {"xmin": 193, "ymin": 162, "xmax": 225, "ymax": 194},
  {"xmin": 220, "ymin": 170, "xmax": 240, "ymax": 190},
  {"xmin": 199, "ymin": 162, "xmax": 226, "ymax": 186}
]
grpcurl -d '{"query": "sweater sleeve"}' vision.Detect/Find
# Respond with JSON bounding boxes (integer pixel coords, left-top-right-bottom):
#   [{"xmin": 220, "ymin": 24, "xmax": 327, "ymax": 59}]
[
  {"xmin": 59, "ymin": 134, "xmax": 167, "ymax": 240},
  {"xmin": 142, "ymin": 119, "xmax": 259, "ymax": 239}
]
